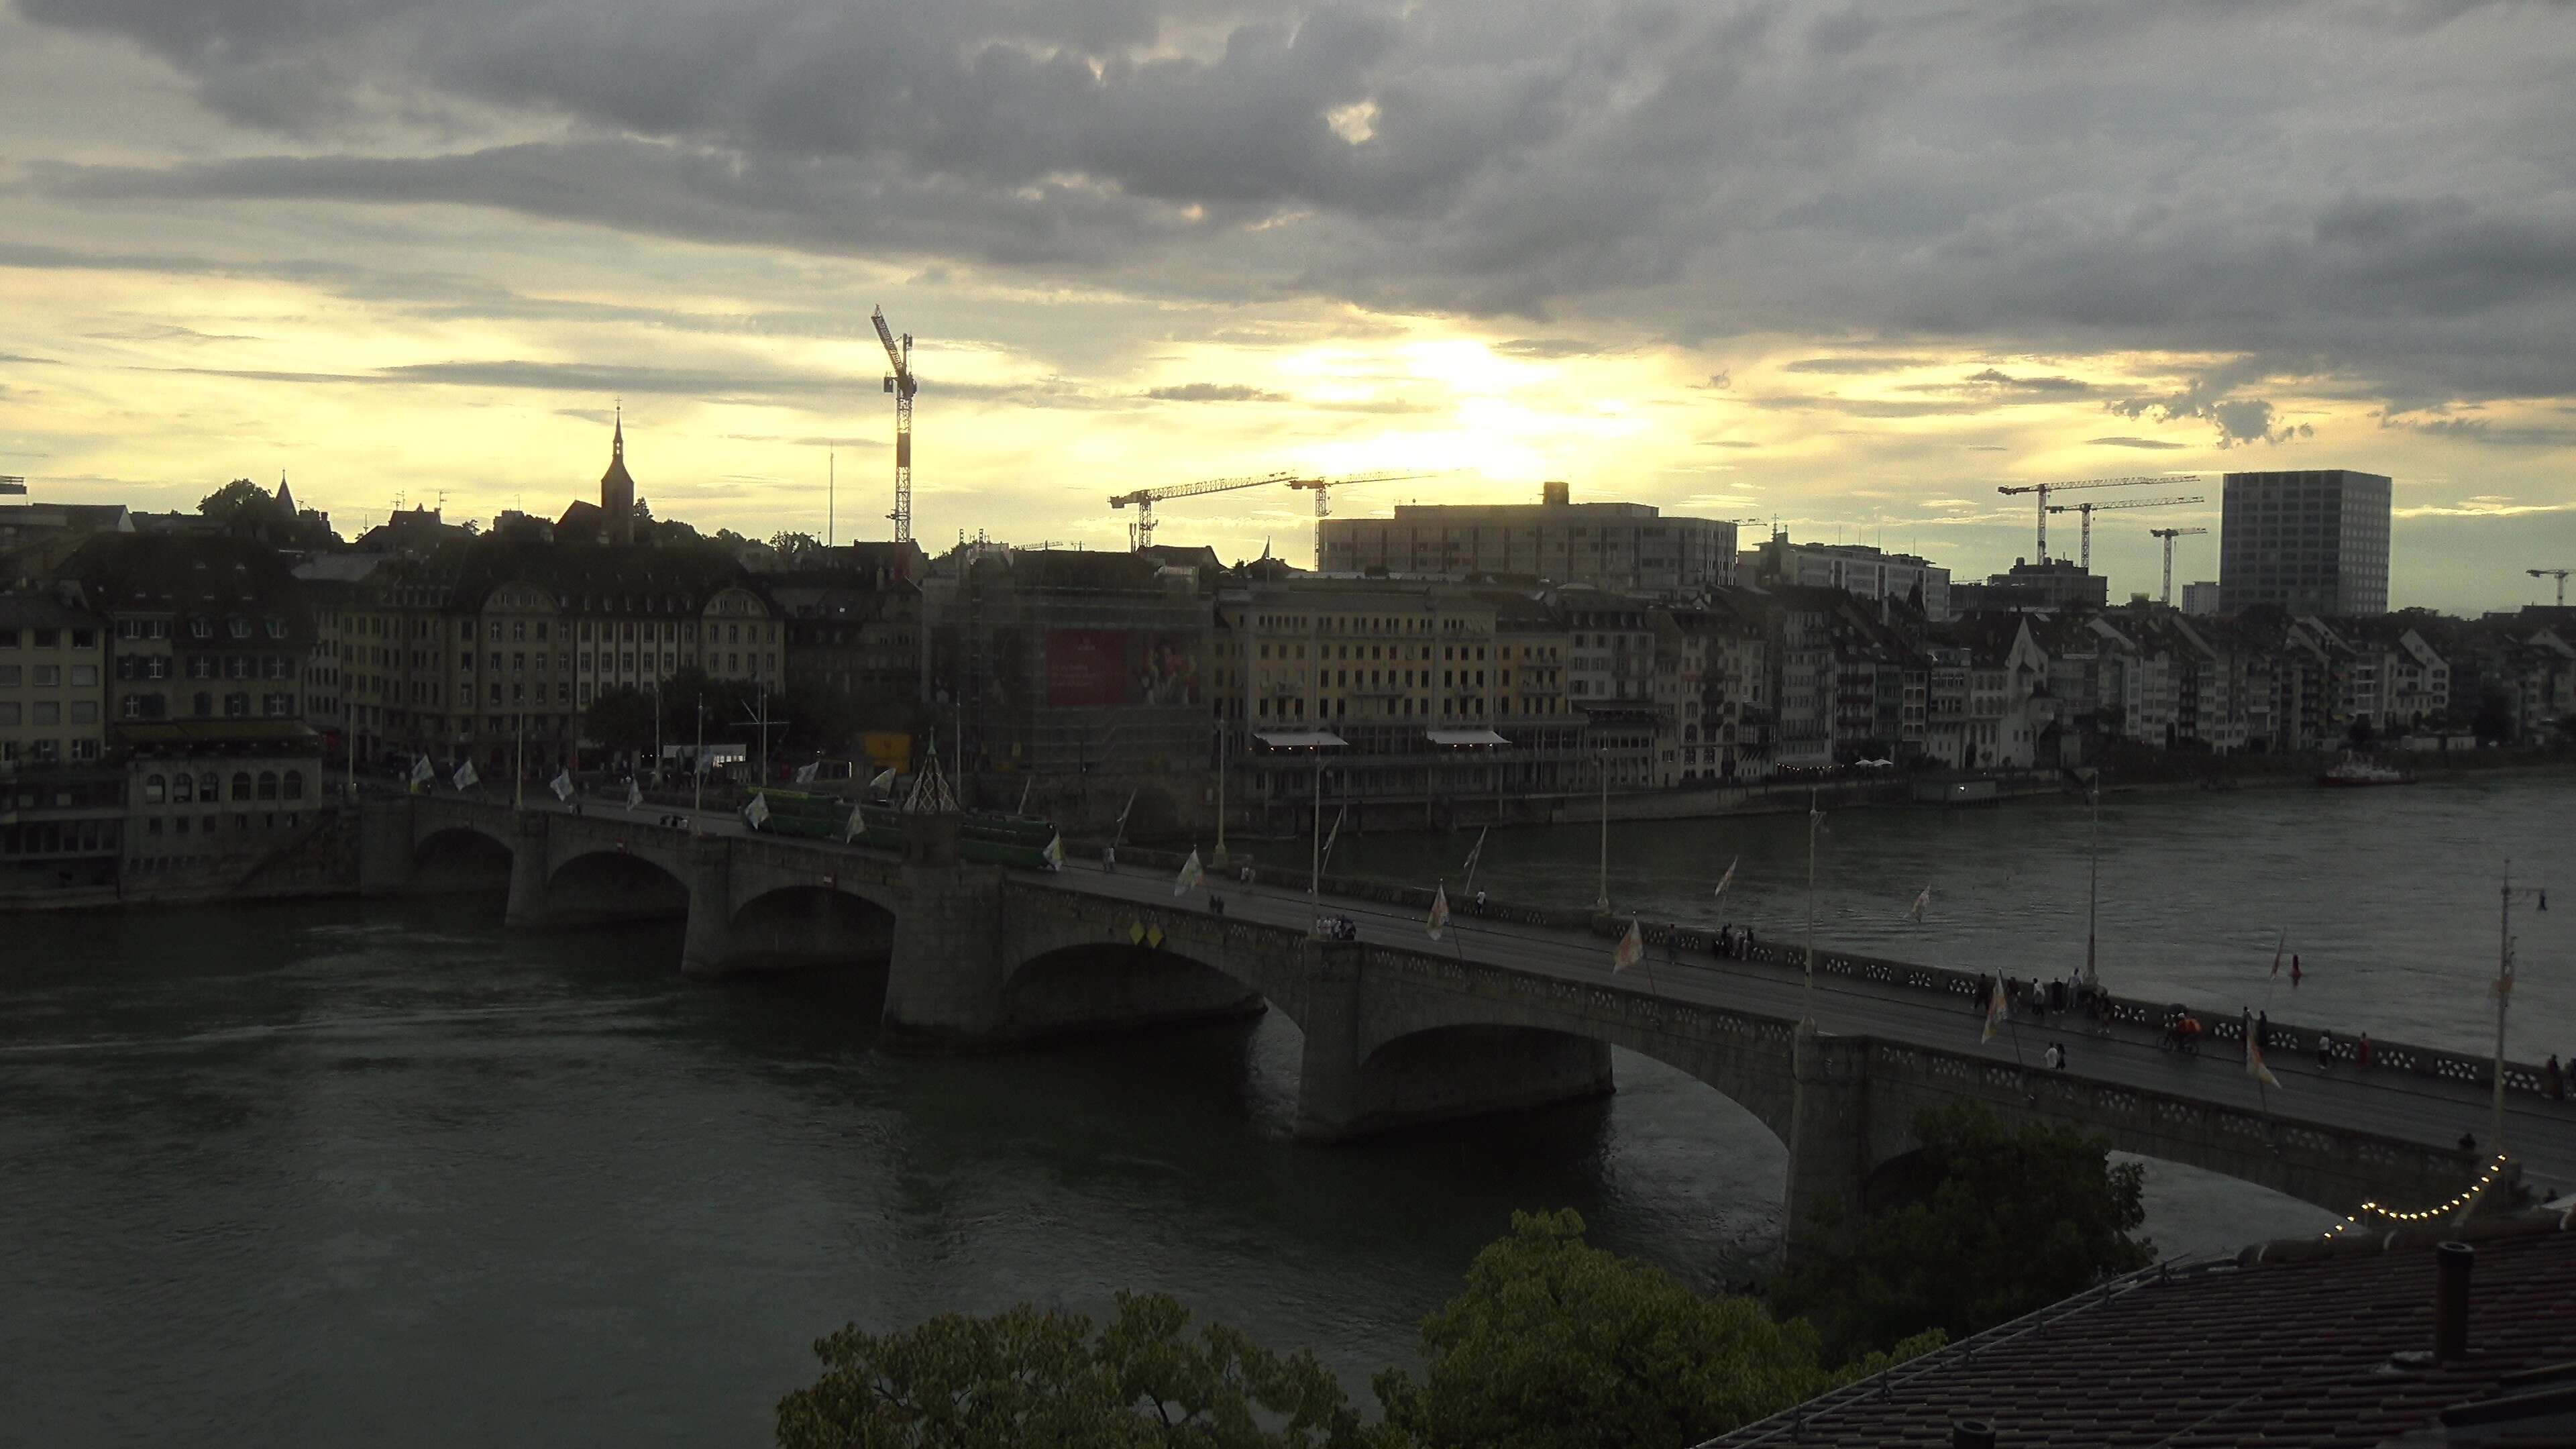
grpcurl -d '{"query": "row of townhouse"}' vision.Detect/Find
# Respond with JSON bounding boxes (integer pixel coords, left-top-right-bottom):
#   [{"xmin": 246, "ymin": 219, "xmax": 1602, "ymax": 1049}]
[{"xmin": 2030, "ymin": 606, "xmax": 2576, "ymax": 755}]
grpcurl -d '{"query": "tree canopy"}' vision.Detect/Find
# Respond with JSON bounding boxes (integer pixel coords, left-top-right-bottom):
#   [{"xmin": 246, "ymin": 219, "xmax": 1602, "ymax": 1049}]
[
  {"xmin": 775, "ymin": 1291, "xmax": 1373, "ymax": 1449},
  {"xmin": 1373, "ymin": 1210, "xmax": 1937, "ymax": 1449},
  {"xmin": 198, "ymin": 478, "xmax": 272, "ymax": 524},
  {"xmin": 1771, "ymin": 1104, "xmax": 2153, "ymax": 1360}
]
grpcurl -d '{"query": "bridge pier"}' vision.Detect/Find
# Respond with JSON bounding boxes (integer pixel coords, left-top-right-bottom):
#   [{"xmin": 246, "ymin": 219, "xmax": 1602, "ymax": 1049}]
[
  {"xmin": 358, "ymin": 795, "xmax": 417, "ymax": 896},
  {"xmin": 1782, "ymin": 1027, "xmax": 1875, "ymax": 1263},
  {"xmin": 502, "ymin": 810, "xmax": 553, "ymax": 928},
  {"xmin": 879, "ymin": 813, "xmax": 1010, "ymax": 1047},
  {"xmin": 1296, "ymin": 943, "xmax": 1617, "ymax": 1143},
  {"xmin": 680, "ymin": 835, "xmax": 740, "ymax": 979}
]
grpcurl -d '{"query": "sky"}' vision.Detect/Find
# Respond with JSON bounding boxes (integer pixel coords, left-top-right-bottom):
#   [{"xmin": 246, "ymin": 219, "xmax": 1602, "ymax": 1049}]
[{"xmin": 3, "ymin": 0, "xmax": 2573, "ymax": 614}]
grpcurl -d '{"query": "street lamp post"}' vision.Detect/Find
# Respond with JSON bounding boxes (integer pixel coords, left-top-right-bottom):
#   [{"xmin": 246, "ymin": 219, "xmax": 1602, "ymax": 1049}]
[
  {"xmin": 1310, "ymin": 743, "xmax": 1324, "ymax": 935},
  {"xmin": 1802, "ymin": 786, "xmax": 1823, "ymax": 1031},
  {"xmin": 691, "ymin": 702, "xmax": 706, "ymax": 830},
  {"xmin": 1214, "ymin": 723, "xmax": 1228, "ymax": 866},
  {"xmin": 2494, "ymin": 859, "xmax": 2548, "ymax": 1160},
  {"xmin": 1594, "ymin": 749, "xmax": 1609, "ymax": 912},
  {"xmin": 2084, "ymin": 769, "xmax": 2102, "ymax": 989}
]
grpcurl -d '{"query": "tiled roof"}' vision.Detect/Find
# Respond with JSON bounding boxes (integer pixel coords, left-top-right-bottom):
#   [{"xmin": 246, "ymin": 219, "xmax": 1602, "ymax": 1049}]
[{"xmin": 1699, "ymin": 1208, "xmax": 2576, "ymax": 1449}]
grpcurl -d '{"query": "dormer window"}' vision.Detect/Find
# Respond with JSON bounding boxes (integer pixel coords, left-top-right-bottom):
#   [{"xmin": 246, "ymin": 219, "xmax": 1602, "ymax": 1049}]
[
  {"xmin": 264, "ymin": 618, "xmax": 286, "ymax": 639},
  {"xmin": 190, "ymin": 617, "xmax": 212, "ymax": 640},
  {"xmin": 227, "ymin": 616, "xmax": 250, "ymax": 640}
]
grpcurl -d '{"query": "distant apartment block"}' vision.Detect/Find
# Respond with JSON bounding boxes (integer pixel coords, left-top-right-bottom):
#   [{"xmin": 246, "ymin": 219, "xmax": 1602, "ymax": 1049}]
[
  {"xmin": 1949, "ymin": 557, "xmax": 2108, "ymax": 614},
  {"xmin": 1736, "ymin": 534, "xmax": 1951, "ymax": 621},
  {"xmin": 2219, "ymin": 469, "xmax": 2392, "ymax": 615},
  {"xmin": 1316, "ymin": 482, "xmax": 1736, "ymax": 596},
  {"xmin": 2180, "ymin": 581, "xmax": 2222, "ymax": 616}
]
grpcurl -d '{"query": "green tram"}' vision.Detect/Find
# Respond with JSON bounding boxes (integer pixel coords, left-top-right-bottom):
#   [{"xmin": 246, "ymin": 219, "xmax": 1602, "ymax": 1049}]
[{"xmin": 743, "ymin": 789, "xmax": 1062, "ymax": 871}]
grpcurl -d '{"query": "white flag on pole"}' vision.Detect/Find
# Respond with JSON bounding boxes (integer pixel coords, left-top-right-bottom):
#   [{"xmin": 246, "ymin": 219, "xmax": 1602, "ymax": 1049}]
[
  {"xmin": 2270, "ymin": 929, "xmax": 2286, "ymax": 979},
  {"xmin": 1173, "ymin": 849, "xmax": 1204, "ymax": 898},
  {"xmin": 868, "ymin": 767, "xmax": 896, "ymax": 795},
  {"xmin": 1981, "ymin": 974, "xmax": 2009, "ymax": 1044},
  {"xmin": 1613, "ymin": 919, "xmax": 1644, "ymax": 973},
  {"xmin": 794, "ymin": 761, "xmax": 819, "ymax": 784},
  {"xmin": 1042, "ymin": 834, "xmax": 1066, "ymax": 872},
  {"xmin": 1321, "ymin": 806, "xmax": 1345, "ymax": 865},
  {"xmin": 409, "ymin": 754, "xmax": 433, "ymax": 786},
  {"xmin": 451, "ymin": 760, "xmax": 478, "ymax": 791},
  {"xmin": 743, "ymin": 792, "xmax": 771, "ymax": 828},
  {"xmin": 549, "ymin": 768, "xmax": 574, "ymax": 802},
  {"xmin": 1461, "ymin": 827, "xmax": 1487, "ymax": 879},
  {"xmin": 1713, "ymin": 856, "xmax": 1738, "ymax": 899},
  {"xmin": 626, "ymin": 779, "xmax": 643, "ymax": 811},
  {"xmin": 2246, "ymin": 1030, "xmax": 2282, "ymax": 1089},
  {"xmin": 1427, "ymin": 885, "xmax": 1451, "ymax": 941},
  {"xmin": 1909, "ymin": 887, "xmax": 1931, "ymax": 922}
]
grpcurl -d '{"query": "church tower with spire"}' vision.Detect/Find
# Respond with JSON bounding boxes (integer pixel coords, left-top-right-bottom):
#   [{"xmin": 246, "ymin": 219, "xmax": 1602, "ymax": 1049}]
[{"xmin": 600, "ymin": 410, "xmax": 637, "ymax": 544}]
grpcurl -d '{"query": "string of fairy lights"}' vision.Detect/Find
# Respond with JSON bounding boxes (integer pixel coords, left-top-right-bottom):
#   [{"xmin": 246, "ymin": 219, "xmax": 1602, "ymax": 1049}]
[{"xmin": 2321, "ymin": 1154, "xmax": 2511, "ymax": 1237}]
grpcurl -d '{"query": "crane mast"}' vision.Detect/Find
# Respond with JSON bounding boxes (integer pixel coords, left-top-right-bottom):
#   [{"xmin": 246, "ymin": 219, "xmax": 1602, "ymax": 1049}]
[
  {"xmin": 2150, "ymin": 527, "xmax": 2208, "ymax": 604},
  {"xmin": 2530, "ymin": 568, "xmax": 2571, "ymax": 606},
  {"xmin": 873, "ymin": 306, "xmax": 916, "ymax": 543}
]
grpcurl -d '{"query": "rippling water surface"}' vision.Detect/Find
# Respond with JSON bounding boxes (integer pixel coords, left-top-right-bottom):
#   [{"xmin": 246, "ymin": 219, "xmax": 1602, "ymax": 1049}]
[{"xmin": 4, "ymin": 775, "xmax": 2567, "ymax": 1447}]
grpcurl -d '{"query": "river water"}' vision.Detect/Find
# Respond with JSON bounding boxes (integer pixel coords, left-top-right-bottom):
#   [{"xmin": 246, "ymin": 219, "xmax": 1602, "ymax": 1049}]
[{"xmin": 4, "ymin": 775, "xmax": 2569, "ymax": 1447}]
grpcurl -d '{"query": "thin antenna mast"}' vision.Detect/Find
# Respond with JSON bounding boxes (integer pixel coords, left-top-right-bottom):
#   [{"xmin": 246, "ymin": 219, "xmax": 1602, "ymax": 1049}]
[{"xmin": 828, "ymin": 452, "xmax": 835, "ymax": 548}]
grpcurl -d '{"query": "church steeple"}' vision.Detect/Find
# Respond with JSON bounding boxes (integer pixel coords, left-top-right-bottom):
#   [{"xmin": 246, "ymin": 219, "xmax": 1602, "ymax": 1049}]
[
  {"xmin": 276, "ymin": 469, "xmax": 297, "ymax": 518},
  {"xmin": 599, "ymin": 407, "xmax": 637, "ymax": 545}
]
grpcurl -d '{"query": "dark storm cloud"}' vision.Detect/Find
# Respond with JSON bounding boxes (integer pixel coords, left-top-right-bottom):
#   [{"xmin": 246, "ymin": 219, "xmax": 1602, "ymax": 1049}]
[
  {"xmin": 19, "ymin": 0, "xmax": 2576, "ymax": 419},
  {"xmin": 1144, "ymin": 382, "xmax": 1289, "ymax": 402}
]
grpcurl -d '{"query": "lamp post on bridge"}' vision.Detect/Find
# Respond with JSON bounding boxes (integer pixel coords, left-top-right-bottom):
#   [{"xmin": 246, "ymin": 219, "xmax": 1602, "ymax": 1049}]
[
  {"xmin": 1801, "ymin": 786, "xmax": 1823, "ymax": 1032},
  {"xmin": 2493, "ymin": 859, "xmax": 2548, "ymax": 1162},
  {"xmin": 1593, "ymin": 748, "xmax": 1609, "ymax": 913}
]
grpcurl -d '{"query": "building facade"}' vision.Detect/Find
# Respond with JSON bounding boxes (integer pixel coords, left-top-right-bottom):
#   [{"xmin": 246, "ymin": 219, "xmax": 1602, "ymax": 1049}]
[
  {"xmin": 0, "ymin": 594, "xmax": 109, "ymax": 767},
  {"xmin": 1316, "ymin": 483, "xmax": 1737, "ymax": 595},
  {"xmin": 1736, "ymin": 535, "xmax": 1952, "ymax": 621},
  {"xmin": 2218, "ymin": 468, "xmax": 2393, "ymax": 615}
]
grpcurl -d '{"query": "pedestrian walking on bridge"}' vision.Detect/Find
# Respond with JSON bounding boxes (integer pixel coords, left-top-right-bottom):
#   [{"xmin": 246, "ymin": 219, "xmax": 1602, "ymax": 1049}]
[{"xmin": 2547, "ymin": 1054, "xmax": 2565, "ymax": 1103}]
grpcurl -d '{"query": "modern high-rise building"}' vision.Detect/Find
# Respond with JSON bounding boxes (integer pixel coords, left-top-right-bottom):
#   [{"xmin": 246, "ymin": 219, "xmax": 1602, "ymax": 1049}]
[
  {"xmin": 2180, "ymin": 581, "xmax": 2222, "ymax": 616},
  {"xmin": 2218, "ymin": 470, "xmax": 2392, "ymax": 616},
  {"xmin": 1316, "ymin": 482, "xmax": 1736, "ymax": 596}
]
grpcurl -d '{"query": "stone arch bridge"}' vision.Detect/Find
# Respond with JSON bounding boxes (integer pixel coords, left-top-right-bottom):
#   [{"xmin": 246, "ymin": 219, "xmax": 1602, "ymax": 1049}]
[{"xmin": 361, "ymin": 796, "xmax": 2535, "ymax": 1252}]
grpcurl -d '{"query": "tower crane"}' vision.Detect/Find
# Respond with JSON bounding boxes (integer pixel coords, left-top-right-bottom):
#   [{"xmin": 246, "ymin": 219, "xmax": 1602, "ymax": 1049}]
[
  {"xmin": 2529, "ymin": 568, "xmax": 2571, "ymax": 606},
  {"xmin": 1108, "ymin": 469, "xmax": 1439, "ymax": 553},
  {"xmin": 871, "ymin": 305, "xmax": 916, "ymax": 544},
  {"xmin": 1998, "ymin": 476, "xmax": 2202, "ymax": 561},
  {"xmin": 2041, "ymin": 494, "xmax": 2206, "ymax": 569},
  {"xmin": 2151, "ymin": 527, "xmax": 2208, "ymax": 604}
]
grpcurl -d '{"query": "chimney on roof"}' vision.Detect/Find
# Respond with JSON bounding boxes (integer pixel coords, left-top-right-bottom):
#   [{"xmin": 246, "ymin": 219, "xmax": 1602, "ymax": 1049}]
[
  {"xmin": 1542, "ymin": 480, "xmax": 1570, "ymax": 506},
  {"xmin": 1951, "ymin": 1420, "xmax": 1996, "ymax": 1449},
  {"xmin": 2434, "ymin": 1240, "xmax": 2473, "ymax": 1362}
]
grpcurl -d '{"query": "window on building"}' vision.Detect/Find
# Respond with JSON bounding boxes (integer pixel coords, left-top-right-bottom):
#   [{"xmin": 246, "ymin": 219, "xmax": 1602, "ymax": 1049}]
[
  {"xmin": 146, "ymin": 774, "xmax": 168, "ymax": 804},
  {"xmin": 256, "ymin": 771, "xmax": 278, "ymax": 801},
  {"xmin": 283, "ymin": 770, "xmax": 304, "ymax": 800},
  {"xmin": 229, "ymin": 771, "xmax": 252, "ymax": 801}
]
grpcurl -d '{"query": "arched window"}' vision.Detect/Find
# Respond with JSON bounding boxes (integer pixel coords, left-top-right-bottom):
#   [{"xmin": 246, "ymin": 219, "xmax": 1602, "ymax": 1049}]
[
  {"xmin": 198, "ymin": 772, "xmax": 218, "ymax": 800},
  {"xmin": 256, "ymin": 771, "xmax": 279, "ymax": 801},
  {"xmin": 231, "ymin": 771, "xmax": 253, "ymax": 801},
  {"xmin": 172, "ymin": 774, "xmax": 194, "ymax": 803},
  {"xmin": 146, "ymin": 774, "xmax": 168, "ymax": 804},
  {"xmin": 282, "ymin": 770, "xmax": 305, "ymax": 801}
]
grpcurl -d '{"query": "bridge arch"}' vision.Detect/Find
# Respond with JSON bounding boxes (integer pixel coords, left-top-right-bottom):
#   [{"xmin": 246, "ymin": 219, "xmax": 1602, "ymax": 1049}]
[
  {"xmin": 1001, "ymin": 941, "xmax": 1269, "ymax": 1038},
  {"xmin": 1348, "ymin": 962, "xmax": 1802, "ymax": 1147},
  {"xmin": 543, "ymin": 847, "xmax": 692, "ymax": 924},
  {"xmin": 726, "ymin": 882, "xmax": 902, "ymax": 969},
  {"xmin": 411, "ymin": 823, "xmax": 515, "ymax": 892}
]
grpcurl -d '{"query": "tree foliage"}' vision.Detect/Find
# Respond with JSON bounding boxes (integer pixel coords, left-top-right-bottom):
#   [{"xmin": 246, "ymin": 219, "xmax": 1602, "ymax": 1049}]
[
  {"xmin": 199, "ymin": 477, "xmax": 280, "ymax": 528},
  {"xmin": 584, "ymin": 684, "xmax": 660, "ymax": 757},
  {"xmin": 775, "ymin": 1291, "xmax": 1372, "ymax": 1449},
  {"xmin": 1373, "ymin": 1210, "xmax": 1925, "ymax": 1449},
  {"xmin": 1772, "ymin": 1104, "xmax": 2153, "ymax": 1360}
]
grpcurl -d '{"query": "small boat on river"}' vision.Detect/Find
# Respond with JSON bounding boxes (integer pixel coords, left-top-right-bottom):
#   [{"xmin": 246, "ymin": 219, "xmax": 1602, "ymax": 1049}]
[{"xmin": 2317, "ymin": 753, "xmax": 2415, "ymax": 788}]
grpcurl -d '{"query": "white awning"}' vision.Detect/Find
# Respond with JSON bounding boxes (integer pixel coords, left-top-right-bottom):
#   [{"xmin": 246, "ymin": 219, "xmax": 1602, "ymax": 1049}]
[
  {"xmin": 1254, "ymin": 730, "xmax": 1349, "ymax": 749},
  {"xmin": 1426, "ymin": 728, "xmax": 1511, "ymax": 747}
]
